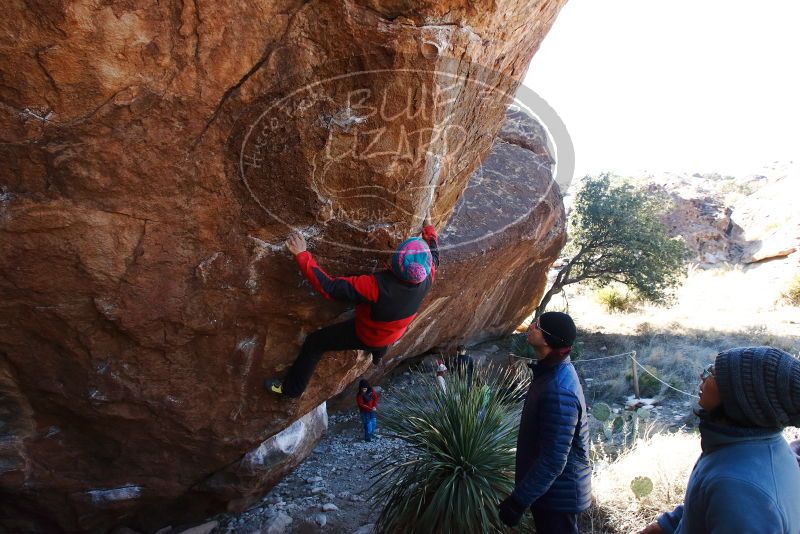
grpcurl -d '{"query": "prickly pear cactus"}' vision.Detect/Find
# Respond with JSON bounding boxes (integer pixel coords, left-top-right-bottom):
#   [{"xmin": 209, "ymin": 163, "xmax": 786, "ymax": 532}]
[
  {"xmin": 612, "ymin": 415, "xmax": 625, "ymax": 433},
  {"xmin": 630, "ymin": 476, "xmax": 654, "ymax": 499},
  {"xmin": 592, "ymin": 402, "xmax": 612, "ymax": 422}
]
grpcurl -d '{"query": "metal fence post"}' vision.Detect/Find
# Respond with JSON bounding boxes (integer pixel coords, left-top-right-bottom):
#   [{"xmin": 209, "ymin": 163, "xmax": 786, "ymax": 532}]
[{"xmin": 631, "ymin": 350, "xmax": 640, "ymax": 399}]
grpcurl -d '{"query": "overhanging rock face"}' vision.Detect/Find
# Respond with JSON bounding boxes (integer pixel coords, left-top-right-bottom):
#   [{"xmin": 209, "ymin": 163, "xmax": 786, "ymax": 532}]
[
  {"xmin": 392, "ymin": 109, "xmax": 566, "ymax": 358},
  {"xmin": 368, "ymin": 108, "xmax": 565, "ymax": 376},
  {"xmin": 0, "ymin": 0, "xmax": 568, "ymax": 531}
]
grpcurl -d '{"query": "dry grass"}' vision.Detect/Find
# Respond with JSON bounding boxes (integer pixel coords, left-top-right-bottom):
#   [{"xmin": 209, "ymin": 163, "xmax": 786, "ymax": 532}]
[
  {"xmin": 581, "ymin": 427, "xmax": 800, "ymax": 534},
  {"xmin": 562, "ymin": 260, "xmax": 800, "ymax": 339},
  {"xmin": 583, "ymin": 431, "xmax": 698, "ymax": 533},
  {"xmin": 783, "ymin": 275, "xmax": 800, "ymax": 306},
  {"xmin": 595, "ymin": 286, "xmax": 638, "ymax": 313},
  {"xmin": 544, "ymin": 257, "xmax": 800, "ymax": 404},
  {"xmin": 574, "ymin": 324, "xmax": 799, "ymax": 408}
]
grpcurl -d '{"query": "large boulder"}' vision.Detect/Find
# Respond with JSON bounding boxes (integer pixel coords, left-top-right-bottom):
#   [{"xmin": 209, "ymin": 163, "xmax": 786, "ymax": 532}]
[
  {"xmin": 0, "ymin": 1, "xmax": 568, "ymax": 531},
  {"xmin": 658, "ymin": 193, "xmax": 739, "ymax": 266}
]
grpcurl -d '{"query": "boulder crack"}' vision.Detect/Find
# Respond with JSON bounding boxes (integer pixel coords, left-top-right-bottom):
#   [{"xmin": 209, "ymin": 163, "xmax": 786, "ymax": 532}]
[{"xmin": 192, "ymin": 0, "xmax": 313, "ymax": 148}]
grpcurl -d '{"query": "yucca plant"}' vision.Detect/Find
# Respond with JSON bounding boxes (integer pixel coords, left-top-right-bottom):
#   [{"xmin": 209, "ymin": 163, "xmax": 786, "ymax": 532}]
[
  {"xmin": 509, "ymin": 331, "xmax": 536, "ymax": 361},
  {"xmin": 371, "ymin": 362, "xmax": 531, "ymax": 534}
]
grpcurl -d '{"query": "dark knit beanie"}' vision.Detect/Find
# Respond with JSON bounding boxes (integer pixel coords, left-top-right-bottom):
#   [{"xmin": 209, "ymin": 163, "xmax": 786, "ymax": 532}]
[
  {"xmin": 538, "ymin": 312, "xmax": 577, "ymax": 349},
  {"xmin": 714, "ymin": 346, "xmax": 800, "ymax": 428}
]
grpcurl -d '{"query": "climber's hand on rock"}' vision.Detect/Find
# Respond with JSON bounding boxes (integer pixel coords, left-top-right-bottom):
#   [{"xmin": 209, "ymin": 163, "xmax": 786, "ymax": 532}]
[
  {"xmin": 423, "ymin": 215, "xmax": 432, "ymax": 227},
  {"xmin": 286, "ymin": 232, "xmax": 307, "ymax": 255}
]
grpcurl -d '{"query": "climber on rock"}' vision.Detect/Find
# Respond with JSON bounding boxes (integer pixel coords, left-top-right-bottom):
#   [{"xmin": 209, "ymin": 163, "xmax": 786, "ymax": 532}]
[{"xmin": 265, "ymin": 217, "xmax": 440, "ymax": 398}]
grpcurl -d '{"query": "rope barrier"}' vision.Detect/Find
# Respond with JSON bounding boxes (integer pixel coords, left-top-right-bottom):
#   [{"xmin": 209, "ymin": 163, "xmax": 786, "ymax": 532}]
[
  {"xmin": 577, "ymin": 351, "xmax": 699, "ymax": 399},
  {"xmin": 629, "ymin": 356, "xmax": 700, "ymax": 399},
  {"xmin": 573, "ymin": 351, "xmax": 635, "ymax": 363},
  {"xmin": 508, "ymin": 350, "xmax": 634, "ymax": 363},
  {"xmin": 512, "ymin": 349, "xmax": 700, "ymax": 400}
]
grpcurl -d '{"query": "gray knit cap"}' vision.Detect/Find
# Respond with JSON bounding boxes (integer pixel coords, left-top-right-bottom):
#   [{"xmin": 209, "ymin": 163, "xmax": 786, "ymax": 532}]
[{"xmin": 714, "ymin": 346, "xmax": 800, "ymax": 428}]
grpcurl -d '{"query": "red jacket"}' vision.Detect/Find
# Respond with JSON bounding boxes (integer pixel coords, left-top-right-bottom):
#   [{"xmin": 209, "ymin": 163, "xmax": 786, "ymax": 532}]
[
  {"xmin": 356, "ymin": 391, "xmax": 379, "ymax": 413},
  {"xmin": 294, "ymin": 225, "xmax": 439, "ymax": 347}
]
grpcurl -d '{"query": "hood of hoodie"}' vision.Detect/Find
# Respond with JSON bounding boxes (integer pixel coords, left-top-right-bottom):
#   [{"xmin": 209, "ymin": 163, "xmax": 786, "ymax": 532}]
[
  {"xmin": 698, "ymin": 419, "xmax": 784, "ymax": 454},
  {"xmin": 790, "ymin": 440, "xmax": 800, "ymax": 468}
]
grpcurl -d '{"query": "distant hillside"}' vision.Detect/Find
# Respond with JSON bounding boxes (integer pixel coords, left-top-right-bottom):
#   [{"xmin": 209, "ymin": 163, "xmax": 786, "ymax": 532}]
[{"xmin": 569, "ymin": 163, "xmax": 799, "ymax": 269}]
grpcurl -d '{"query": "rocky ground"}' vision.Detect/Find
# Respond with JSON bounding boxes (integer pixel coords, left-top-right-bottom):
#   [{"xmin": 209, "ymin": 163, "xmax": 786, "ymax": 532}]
[
  {"xmin": 201, "ymin": 367, "xmax": 426, "ymax": 534},
  {"xmin": 208, "ymin": 411, "xmax": 402, "ymax": 534}
]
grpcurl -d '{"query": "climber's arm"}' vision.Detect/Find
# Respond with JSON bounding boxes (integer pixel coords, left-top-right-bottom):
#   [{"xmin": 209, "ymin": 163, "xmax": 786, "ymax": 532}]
[
  {"xmin": 287, "ymin": 231, "xmax": 378, "ymax": 303},
  {"xmin": 294, "ymin": 251, "xmax": 379, "ymax": 303},
  {"xmin": 421, "ymin": 216, "xmax": 440, "ymax": 278}
]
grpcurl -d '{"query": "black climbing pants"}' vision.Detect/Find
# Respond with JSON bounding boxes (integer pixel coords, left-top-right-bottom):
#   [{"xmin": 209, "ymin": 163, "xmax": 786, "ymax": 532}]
[
  {"xmin": 531, "ymin": 508, "xmax": 579, "ymax": 534},
  {"xmin": 281, "ymin": 319, "xmax": 388, "ymax": 398}
]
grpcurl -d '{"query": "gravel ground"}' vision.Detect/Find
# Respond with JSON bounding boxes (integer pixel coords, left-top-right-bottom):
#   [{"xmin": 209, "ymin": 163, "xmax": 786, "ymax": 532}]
[{"xmin": 206, "ymin": 371, "xmax": 423, "ymax": 534}]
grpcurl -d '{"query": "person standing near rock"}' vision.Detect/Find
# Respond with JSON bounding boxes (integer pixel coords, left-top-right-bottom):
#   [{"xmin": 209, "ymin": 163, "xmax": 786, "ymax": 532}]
[
  {"xmin": 638, "ymin": 346, "xmax": 800, "ymax": 534},
  {"xmin": 435, "ymin": 363, "xmax": 448, "ymax": 393},
  {"xmin": 454, "ymin": 344, "xmax": 474, "ymax": 389},
  {"xmin": 497, "ymin": 311, "xmax": 590, "ymax": 534},
  {"xmin": 266, "ymin": 218, "xmax": 439, "ymax": 398},
  {"xmin": 356, "ymin": 379, "xmax": 379, "ymax": 442}
]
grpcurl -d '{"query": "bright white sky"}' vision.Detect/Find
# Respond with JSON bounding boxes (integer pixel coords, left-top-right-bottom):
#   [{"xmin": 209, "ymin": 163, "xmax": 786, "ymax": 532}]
[{"xmin": 523, "ymin": 0, "xmax": 800, "ymax": 178}]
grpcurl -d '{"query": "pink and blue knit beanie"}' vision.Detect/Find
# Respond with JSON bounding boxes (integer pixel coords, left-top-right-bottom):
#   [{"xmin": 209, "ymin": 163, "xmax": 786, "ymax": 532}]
[{"xmin": 391, "ymin": 237, "xmax": 432, "ymax": 284}]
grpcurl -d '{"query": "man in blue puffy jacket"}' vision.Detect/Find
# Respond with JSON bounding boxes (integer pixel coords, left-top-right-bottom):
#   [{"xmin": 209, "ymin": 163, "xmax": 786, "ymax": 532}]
[{"xmin": 497, "ymin": 311, "xmax": 591, "ymax": 534}]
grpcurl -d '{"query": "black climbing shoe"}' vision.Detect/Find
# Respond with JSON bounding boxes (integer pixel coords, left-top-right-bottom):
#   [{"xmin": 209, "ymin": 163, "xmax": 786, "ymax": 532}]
[{"xmin": 264, "ymin": 379, "xmax": 283, "ymax": 395}]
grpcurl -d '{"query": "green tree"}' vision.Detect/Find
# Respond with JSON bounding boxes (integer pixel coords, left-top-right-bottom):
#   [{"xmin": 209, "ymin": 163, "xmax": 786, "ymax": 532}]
[{"xmin": 536, "ymin": 174, "xmax": 687, "ymax": 317}]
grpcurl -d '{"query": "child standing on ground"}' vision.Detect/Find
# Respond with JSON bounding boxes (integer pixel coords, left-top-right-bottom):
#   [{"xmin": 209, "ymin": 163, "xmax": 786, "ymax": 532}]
[
  {"xmin": 356, "ymin": 379, "xmax": 379, "ymax": 442},
  {"xmin": 435, "ymin": 363, "xmax": 447, "ymax": 393},
  {"xmin": 266, "ymin": 219, "xmax": 439, "ymax": 398},
  {"xmin": 454, "ymin": 344, "xmax": 474, "ymax": 389}
]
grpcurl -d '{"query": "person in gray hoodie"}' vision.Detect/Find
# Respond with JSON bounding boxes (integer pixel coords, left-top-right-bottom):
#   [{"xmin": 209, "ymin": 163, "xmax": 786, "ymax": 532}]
[{"xmin": 640, "ymin": 346, "xmax": 800, "ymax": 534}]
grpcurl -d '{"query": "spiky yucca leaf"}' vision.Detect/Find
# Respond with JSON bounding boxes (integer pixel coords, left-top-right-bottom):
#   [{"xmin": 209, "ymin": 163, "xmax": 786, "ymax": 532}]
[
  {"xmin": 509, "ymin": 332, "xmax": 536, "ymax": 361},
  {"xmin": 371, "ymin": 363, "xmax": 530, "ymax": 534}
]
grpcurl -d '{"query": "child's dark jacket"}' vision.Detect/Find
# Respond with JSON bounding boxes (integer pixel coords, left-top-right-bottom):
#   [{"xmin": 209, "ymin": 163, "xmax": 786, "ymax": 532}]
[{"xmin": 356, "ymin": 391, "xmax": 379, "ymax": 413}]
